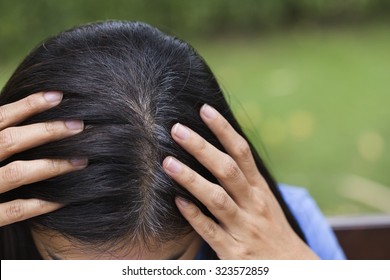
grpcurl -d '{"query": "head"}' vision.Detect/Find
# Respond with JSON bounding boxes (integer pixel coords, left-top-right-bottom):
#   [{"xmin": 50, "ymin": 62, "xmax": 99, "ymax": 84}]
[{"xmin": 0, "ymin": 21, "xmax": 305, "ymax": 259}]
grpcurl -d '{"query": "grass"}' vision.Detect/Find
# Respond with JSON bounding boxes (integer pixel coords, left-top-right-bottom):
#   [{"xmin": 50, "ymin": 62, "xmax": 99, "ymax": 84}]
[{"xmin": 1, "ymin": 24, "xmax": 389, "ymax": 215}]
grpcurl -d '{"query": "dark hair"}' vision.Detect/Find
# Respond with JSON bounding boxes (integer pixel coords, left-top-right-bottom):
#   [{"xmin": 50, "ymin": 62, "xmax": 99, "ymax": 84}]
[{"xmin": 0, "ymin": 21, "xmax": 306, "ymax": 259}]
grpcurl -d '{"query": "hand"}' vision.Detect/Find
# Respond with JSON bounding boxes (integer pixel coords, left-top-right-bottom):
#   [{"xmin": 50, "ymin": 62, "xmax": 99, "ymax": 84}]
[
  {"xmin": 0, "ymin": 92, "xmax": 87, "ymax": 227},
  {"xmin": 163, "ymin": 104, "xmax": 319, "ymax": 259}
]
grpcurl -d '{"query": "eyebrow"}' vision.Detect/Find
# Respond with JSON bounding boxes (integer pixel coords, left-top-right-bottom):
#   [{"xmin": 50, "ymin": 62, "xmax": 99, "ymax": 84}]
[{"xmin": 46, "ymin": 247, "xmax": 186, "ymax": 260}]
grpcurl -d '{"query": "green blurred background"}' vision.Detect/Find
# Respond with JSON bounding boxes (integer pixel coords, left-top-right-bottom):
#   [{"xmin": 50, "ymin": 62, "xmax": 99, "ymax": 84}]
[{"xmin": 1, "ymin": 0, "xmax": 389, "ymax": 215}]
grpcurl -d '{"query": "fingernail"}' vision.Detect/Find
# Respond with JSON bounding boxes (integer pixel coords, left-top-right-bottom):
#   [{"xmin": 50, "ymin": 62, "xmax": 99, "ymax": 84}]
[
  {"xmin": 201, "ymin": 104, "xmax": 217, "ymax": 119},
  {"xmin": 65, "ymin": 120, "xmax": 84, "ymax": 131},
  {"xmin": 70, "ymin": 158, "xmax": 88, "ymax": 168},
  {"xmin": 176, "ymin": 197, "xmax": 190, "ymax": 207},
  {"xmin": 172, "ymin": 123, "xmax": 190, "ymax": 140},
  {"xmin": 44, "ymin": 91, "xmax": 63, "ymax": 104},
  {"xmin": 164, "ymin": 157, "xmax": 182, "ymax": 174}
]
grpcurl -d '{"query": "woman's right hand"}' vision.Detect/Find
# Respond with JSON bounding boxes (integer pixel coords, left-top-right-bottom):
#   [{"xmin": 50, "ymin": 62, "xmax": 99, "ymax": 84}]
[{"xmin": 0, "ymin": 91, "xmax": 87, "ymax": 227}]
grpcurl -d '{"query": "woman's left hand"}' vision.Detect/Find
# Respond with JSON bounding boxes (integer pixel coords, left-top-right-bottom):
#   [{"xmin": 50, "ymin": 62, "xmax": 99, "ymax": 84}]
[{"xmin": 163, "ymin": 104, "xmax": 319, "ymax": 259}]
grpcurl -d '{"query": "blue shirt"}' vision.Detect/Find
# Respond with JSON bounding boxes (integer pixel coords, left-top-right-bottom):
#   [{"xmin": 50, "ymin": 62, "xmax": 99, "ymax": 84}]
[{"xmin": 195, "ymin": 184, "xmax": 346, "ymax": 259}]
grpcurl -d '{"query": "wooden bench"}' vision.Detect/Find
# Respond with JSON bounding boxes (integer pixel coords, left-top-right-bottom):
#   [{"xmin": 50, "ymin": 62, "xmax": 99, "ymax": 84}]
[{"xmin": 328, "ymin": 215, "xmax": 390, "ymax": 259}]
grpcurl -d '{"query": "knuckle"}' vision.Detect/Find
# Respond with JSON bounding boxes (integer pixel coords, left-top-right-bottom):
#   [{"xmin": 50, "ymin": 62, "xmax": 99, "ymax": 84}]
[
  {"xmin": 33, "ymin": 199, "xmax": 55, "ymax": 214},
  {"xmin": 184, "ymin": 169, "xmax": 197, "ymax": 186},
  {"xmin": 35, "ymin": 199, "xmax": 46, "ymax": 209},
  {"xmin": 219, "ymin": 158, "xmax": 241, "ymax": 181},
  {"xmin": 246, "ymin": 218, "xmax": 262, "ymax": 235},
  {"xmin": 201, "ymin": 220, "xmax": 218, "ymax": 238},
  {"xmin": 44, "ymin": 121, "xmax": 58, "ymax": 134},
  {"xmin": 234, "ymin": 139, "xmax": 251, "ymax": 158},
  {"xmin": 33, "ymin": 198, "xmax": 48, "ymax": 210},
  {"xmin": 237, "ymin": 246, "xmax": 255, "ymax": 259},
  {"xmin": 197, "ymin": 138, "xmax": 207, "ymax": 153},
  {"xmin": 5, "ymin": 200, "xmax": 25, "ymax": 222},
  {"xmin": 0, "ymin": 129, "xmax": 15, "ymax": 150},
  {"xmin": 2, "ymin": 162, "xmax": 24, "ymax": 185},
  {"xmin": 211, "ymin": 188, "xmax": 231, "ymax": 211},
  {"xmin": 187, "ymin": 205, "xmax": 202, "ymax": 220},
  {"xmin": 0, "ymin": 108, "xmax": 6, "ymax": 125},
  {"xmin": 46, "ymin": 159, "xmax": 62, "ymax": 174},
  {"xmin": 215, "ymin": 117, "xmax": 231, "ymax": 137},
  {"xmin": 254, "ymin": 197, "xmax": 270, "ymax": 216},
  {"xmin": 220, "ymin": 118, "xmax": 230, "ymax": 132},
  {"xmin": 24, "ymin": 94, "xmax": 42, "ymax": 112}
]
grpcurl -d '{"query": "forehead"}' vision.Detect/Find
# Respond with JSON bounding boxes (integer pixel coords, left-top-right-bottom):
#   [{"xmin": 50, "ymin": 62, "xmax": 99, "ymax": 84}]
[{"xmin": 31, "ymin": 229, "xmax": 201, "ymax": 260}]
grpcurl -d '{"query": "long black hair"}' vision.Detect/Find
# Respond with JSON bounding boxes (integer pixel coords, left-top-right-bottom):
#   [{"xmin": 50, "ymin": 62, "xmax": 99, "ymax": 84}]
[{"xmin": 0, "ymin": 21, "xmax": 306, "ymax": 259}]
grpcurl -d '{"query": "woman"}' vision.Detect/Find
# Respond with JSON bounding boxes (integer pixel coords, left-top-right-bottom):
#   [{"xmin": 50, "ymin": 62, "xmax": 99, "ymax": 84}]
[{"xmin": 0, "ymin": 21, "xmax": 344, "ymax": 259}]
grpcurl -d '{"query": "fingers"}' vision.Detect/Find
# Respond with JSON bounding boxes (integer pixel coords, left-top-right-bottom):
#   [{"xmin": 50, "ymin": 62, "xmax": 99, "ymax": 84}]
[
  {"xmin": 0, "ymin": 199, "xmax": 61, "ymax": 227},
  {"xmin": 175, "ymin": 197, "xmax": 233, "ymax": 259},
  {"xmin": 163, "ymin": 156, "xmax": 240, "ymax": 229},
  {"xmin": 0, "ymin": 91, "xmax": 80, "ymax": 227},
  {"xmin": 0, "ymin": 120, "xmax": 84, "ymax": 160},
  {"xmin": 0, "ymin": 159, "xmax": 88, "ymax": 194},
  {"xmin": 0, "ymin": 92, "xmax": 63, "ymax": 130},
  {"xmin": 171, "ymin": 123, "xmax": 250, "ymax": 202},
  {"xmin": 200, "ymin": 104, "xmax": 266, "ymax": 187}
]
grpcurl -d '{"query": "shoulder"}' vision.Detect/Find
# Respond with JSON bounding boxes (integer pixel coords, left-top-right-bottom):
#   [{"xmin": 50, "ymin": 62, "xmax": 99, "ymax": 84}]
[{"xmin": 278, "ymin": 184, "xmax": 346, "ymax": 260}]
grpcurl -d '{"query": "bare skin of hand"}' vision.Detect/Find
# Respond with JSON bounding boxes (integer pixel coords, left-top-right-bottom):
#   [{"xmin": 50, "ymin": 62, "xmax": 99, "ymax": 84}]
[
  {"xmin": 163, "ymin": 104, "xmax": 319, "ymax": 259},
  {"xmin": 0, "ymin": 92, "xmax": 87, "ymax": 227}
]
